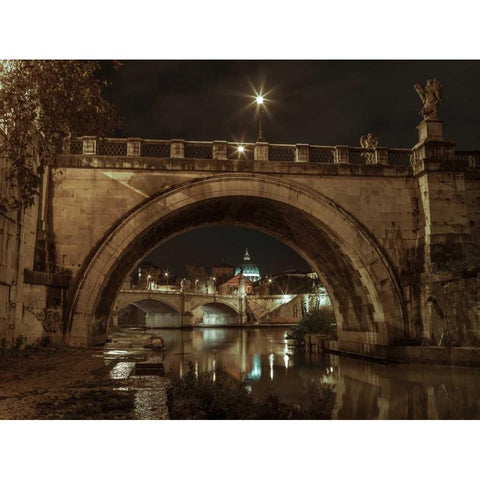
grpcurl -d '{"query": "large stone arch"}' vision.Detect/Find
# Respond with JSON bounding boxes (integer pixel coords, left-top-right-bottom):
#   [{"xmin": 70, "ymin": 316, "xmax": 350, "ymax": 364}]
[
  {"xmin": 65, "ymin": 174, "xmax": 406, "ymax": 348},
  {"xmin": 186, "ymin": 298, "xmax": 240, "ymax": 314},
  {"xmin": 115, "ymin": 294, "xmax": 182, "ymax": 313},
  {"xmin": 191, "ymin": 301, "xmax": 240, "ymax": 326}
]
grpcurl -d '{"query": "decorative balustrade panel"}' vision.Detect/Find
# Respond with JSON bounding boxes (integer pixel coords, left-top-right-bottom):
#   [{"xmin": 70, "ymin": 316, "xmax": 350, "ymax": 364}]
[
  {"xmin": 97, "ymin": 141, "xmax": 127, "ymax": 156},
  {"xmin": 388, "ymin": 150, "xmax": 412, "ymax": 166},
  {"xmin": 227, "ymin": 144, "xmax": 254, "ymax": 160},
  {"xmin": 142, "ymin": 142, "xmax": 170, "ymax": 158},
  {"xmin": 70, "ymin": 140, "xmax": 83, "ymax": 154},
  {"xmin": 349, "ymin": 148, "xmax": 367, "ymax": 164},
  {"xmin": 268, "ymin": 145, "xmax": 295, "ymax": 162},
  {"xmin": 456, "ymin": 151, "xmax": 480, "ymax": 168},
  {"xmin": 309, "ymin": 147, "xmax": 335, "ymax": 163},
  {"xmin": 184, "ymin": 143, "xmax": 213, "ymax": 159},
  {"xmin": 455, "ymin": 152, "xmax": 469, "ymax": 162}
]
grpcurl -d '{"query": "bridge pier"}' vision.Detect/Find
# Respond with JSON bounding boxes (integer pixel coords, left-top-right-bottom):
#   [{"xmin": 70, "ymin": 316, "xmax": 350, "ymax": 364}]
[{"xmin": 412, "ymin": 119, "xmax": 478, "ymax": 345}]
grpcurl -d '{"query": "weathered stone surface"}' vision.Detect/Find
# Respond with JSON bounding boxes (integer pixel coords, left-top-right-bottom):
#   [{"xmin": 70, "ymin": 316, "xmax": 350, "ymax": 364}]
[{"xmin": 1, "ymin": 130, "xmax": 479, "ymax": 357}]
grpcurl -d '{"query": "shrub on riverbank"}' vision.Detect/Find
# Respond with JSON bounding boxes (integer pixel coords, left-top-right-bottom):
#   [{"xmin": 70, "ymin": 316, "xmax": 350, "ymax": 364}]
[
  {"xmin": 166, "ymin": 363, "xmax": 335, "ymax": 420},
  {"xmin": 287, "ymin": 303, "xmax": 336, "ymax": 350}
]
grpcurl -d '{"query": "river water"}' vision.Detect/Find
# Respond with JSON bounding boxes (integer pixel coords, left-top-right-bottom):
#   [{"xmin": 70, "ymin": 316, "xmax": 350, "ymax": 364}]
[{"xmin": 151, "ymin": 327, "xmax": 480, "ymax": 419}]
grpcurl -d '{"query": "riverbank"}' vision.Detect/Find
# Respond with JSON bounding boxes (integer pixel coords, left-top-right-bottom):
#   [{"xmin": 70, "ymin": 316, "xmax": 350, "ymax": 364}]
[
  {"xmin": 0, "ymin": 335, "xmax": 169, "ymax": 420},
  {"xmin": 305, "ymin": 334, "xmax": 480, "ymax": 367}
]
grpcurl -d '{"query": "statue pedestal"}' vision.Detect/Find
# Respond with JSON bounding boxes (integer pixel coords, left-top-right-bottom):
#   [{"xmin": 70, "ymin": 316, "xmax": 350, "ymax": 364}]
[
  {"xmin": 417, "ymin": 119, "xmax": 445, "ymax": 142},
  {"xmin": 412, "ymin": 119, "xmax": 455, "ymax": 164}
]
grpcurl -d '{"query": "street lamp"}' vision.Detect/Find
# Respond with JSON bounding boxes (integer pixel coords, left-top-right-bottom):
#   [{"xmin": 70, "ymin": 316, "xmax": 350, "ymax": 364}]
[
  {"xmin": 195, "ymin": 278, "xmax": 199, "ymax": 294},
  {"xmin": 147, "ymin": 274, "xmax": 151, "ymax": 290},
  {"xmin": 212, "ymin": 276, "xmax": 216, "ymax": 295},
  {"xmin": 165, "ymin": 272, "xmax": 169, "ymax": 289},
  {"xmin": 256, "ymin": 95, "xmax": 265, "ymax": 142}
]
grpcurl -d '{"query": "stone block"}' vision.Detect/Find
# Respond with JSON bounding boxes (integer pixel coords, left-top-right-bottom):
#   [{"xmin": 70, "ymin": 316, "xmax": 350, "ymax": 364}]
[
  {"xmin": 295, "ymin": 144, "xmax": 309, "ymax": 163},
  {"xmin": 213, "ymin": 141, "xmax": 227, "ymax": 160},
  {"xmin": 254, "ymin": 142, "xmax": 268, "ymax": 161}
]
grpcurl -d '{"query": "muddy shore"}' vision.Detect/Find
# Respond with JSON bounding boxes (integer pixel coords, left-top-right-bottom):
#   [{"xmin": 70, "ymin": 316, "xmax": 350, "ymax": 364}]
[{"xmin": 0, "ymin": 332, "xmax": 169, "ymax": 420}]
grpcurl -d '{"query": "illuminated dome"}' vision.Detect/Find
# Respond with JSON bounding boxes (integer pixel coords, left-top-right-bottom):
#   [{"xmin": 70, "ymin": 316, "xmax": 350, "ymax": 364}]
[{"xmin": 234, "ymin": 248, "xmax": 261, "ymax": 283}]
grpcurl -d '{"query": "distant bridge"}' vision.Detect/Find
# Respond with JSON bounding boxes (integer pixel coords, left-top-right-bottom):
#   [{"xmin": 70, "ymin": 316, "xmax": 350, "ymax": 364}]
[{"xmin": 114, "ymin": 289, "xmax": 329, "ymax": 327}]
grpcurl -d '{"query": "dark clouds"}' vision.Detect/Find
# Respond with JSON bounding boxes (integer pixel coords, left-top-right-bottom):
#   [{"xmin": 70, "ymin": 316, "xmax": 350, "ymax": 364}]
[
  {"xmin": 104, "ymin": 60, "xmax": 480, "ymax": 276},
  {"xmin": 144, "ymin": 226, "xmax": 311, "ymax": 278},
  {"xmin": 106, "ymin": 60, "xmax": 480, "ymax": 149}
]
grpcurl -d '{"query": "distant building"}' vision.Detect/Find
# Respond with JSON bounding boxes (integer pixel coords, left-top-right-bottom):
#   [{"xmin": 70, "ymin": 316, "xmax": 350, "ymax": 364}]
[
  {"xmin": 219, "ymin": 274, "xmax": 253, "ymax": 295},
  {"xmin": 234, "ymin": 248, "xmax": 261, "ymax": 283}
]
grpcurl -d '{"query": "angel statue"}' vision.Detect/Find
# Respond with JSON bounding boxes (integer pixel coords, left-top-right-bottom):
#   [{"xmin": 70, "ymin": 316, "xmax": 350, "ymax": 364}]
[
  {"xmin": 414, "ymin": 78, "xmax": 442, "ymax": 120},
  {"xmin": 360, "ymin": 133, "xmax": 379, "ymax": 149},
  {"xmin": 360, "ymin": 133, "xmax": 378, "ymax": 164}
]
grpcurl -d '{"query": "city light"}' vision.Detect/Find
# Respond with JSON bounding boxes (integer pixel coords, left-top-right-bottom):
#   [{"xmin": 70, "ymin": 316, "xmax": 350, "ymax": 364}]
[
  {"xmin": 237, "ymin": 145, "xmax": 244, "ymax": 153},
  {"xmin": 255, "ymin": 95, "xmax": 264, "ymax": 105}
]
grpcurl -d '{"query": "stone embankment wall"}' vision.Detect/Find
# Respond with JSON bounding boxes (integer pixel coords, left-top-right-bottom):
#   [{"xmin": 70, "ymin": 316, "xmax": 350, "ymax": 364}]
[{"xmin": 0, "ymin": 149, "xmax": 64, "ymax": 347}]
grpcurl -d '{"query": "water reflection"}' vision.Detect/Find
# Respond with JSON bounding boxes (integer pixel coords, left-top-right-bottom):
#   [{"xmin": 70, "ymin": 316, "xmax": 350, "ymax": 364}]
[{"xmin": 156, "ymin": 327, "xmax": 480, "ymax": 420}]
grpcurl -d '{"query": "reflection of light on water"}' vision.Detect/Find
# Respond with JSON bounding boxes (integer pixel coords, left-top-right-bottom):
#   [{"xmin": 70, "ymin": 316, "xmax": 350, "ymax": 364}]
[
  {"xmin": 201, "ymin": 328, "xmax": 228, "ymax": 347},
  {"xmin": 246, "ymin": 354, "xmax": 262, "ymax": 381},
  {"xmin": 179, "ymin": 362, "xmax": 183, "ymax": 379},
  {"xmin": 283, "ymin": 334, "xmax": 290, "ymax": 369},
  {"xmin": 269, "ymin": 353, "xmax": 274, "ymax": 381},
  {"xmin": 245, "ymin": 385, "xmax": 252, "ymax": 395},
  {"xmin": 105, "ymin": 350, "xmax": 130, "ymax": 356},
  {"xmin": 195, "ymin": 361, "xmax": 199, "ymax": 379},
  {"xmin": 212, "ymin": 359, "xmax": 216, "ymax": 382},
  {"xmin": 109, "ymin": 362, "xmax": 135, "ymax": 379}
]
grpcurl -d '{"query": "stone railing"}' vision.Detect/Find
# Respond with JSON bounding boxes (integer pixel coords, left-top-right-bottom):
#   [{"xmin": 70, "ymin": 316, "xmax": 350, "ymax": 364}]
[
  {"xmin": 67, "ymin": 136, "xmax": 416, "ymax": 166},
  {"xmin": 455, "ymin": 151, "xmax": 480, "ymax": 168}
]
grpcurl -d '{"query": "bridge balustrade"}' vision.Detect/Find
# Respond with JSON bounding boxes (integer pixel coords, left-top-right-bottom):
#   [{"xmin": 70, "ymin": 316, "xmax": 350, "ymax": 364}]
[
  {"xmin": 64, "ymin": 136, "xmax": 430, "ymax": 168},
  {"xmin": 455, "ymin": 151, "xmax": 480, "ymax": 168}
]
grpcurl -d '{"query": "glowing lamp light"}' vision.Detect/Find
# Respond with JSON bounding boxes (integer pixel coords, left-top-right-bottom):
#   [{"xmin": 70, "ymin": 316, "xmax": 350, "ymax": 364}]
[
  {"xmin": 256, "ymin": 95, "xmax": 264, "ymax": 105},
  {"xmin": 237, "ymin": 145, "xmax": 244, "ymax": 153}
]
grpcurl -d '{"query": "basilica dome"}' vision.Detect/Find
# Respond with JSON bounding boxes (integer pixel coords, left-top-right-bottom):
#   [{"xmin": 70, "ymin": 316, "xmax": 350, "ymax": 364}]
[{"xmin": 234, "ymin": 248, "xmax": 261, "ymax": 283}]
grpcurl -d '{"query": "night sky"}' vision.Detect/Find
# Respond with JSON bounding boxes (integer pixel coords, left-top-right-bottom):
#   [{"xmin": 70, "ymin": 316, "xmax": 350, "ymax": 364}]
[{"xmin": 102, "ymin": 60, "xmax": 480, "ymax": 277}]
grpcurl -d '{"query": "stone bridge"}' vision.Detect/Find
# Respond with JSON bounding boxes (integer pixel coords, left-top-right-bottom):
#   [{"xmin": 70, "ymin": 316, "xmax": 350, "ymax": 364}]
[
  {"xmin": 114, "ymin": 289, "xmax": 323, "ymax": 327},
  {"xmin": 7, "ymin": 117, "xmax": 480, "ymax": 358},
  {"xmin": 115, "ymin": 289, "xmax": 244, "ymax": 322}
]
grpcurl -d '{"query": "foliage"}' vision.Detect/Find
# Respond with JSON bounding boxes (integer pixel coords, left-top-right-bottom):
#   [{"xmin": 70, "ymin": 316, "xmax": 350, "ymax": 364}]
[
  {"xmin": 166, "ymin": 362, "xmax": 335, "ymax": 420},
  {"xmin": 0, "ymin": 335, "xmax": 29, "ymax": 362},
  {"xmin": 184, "ymin": 264, "xmax": 210, "ymax": 292},
  {"xmin": 268, "ymin": 273, "xmax": 321, "ymax": 295},
  {"xmin": 185, "ymin": 264, "xmax": 209, "ymax": 282},
  {"xmin": 0, "ymin": 60, "xmax": 121, "ymax": 213},
  {"xmin": 287, "ymin": 302, "xmax": 336, "ymax": 350},
  {"xmin": 439, "ymin": 242, "xmax": 480, "ymax": 278}
]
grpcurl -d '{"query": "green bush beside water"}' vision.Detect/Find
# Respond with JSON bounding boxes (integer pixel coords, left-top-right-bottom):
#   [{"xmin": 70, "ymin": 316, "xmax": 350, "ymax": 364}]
[
  {"xmin": 287, "ymin": 303, "xmax": 336, "ymax": 350},
  {"xmin": 166, "ymin": 363, "xmax": 335, "ymax": 420}
]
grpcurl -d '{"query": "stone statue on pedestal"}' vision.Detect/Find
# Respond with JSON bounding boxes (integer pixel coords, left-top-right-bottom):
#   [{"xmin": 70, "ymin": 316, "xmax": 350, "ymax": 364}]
[
  {"xmin": 414, "ymin": 78, "xmax": 442, "ymax": 120},
  {"xmin": 360, "ymin": 133, "xmax": 378, "ymax": 164}
]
